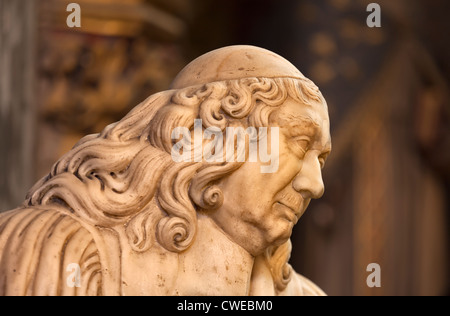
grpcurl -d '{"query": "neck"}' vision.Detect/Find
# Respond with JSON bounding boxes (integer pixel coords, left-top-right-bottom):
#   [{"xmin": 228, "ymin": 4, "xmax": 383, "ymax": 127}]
[{"xmin": 175, "ymin": 214, "xmax": 255, "ymax": 295}]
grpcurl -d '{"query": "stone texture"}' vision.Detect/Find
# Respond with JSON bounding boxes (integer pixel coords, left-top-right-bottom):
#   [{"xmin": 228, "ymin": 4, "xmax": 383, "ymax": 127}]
[{"xmin": 0, "ymin": 46, "xmax": 330, "ymax": 296}]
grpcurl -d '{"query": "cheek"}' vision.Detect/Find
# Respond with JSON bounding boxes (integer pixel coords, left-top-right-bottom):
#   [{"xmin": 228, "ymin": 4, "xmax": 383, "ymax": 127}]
[
  {"xmin": 238, "ymin": 153, "xmax": 302, "ymax": 210},
  {"xmin": 233, "ymin": 185, "xmax": 278, "ymax": 225},
  {"xmin": 277, "ymin": 149, "xmax": 303, "ymax": 185},
  {"xmin": 218, "ymin": 144, "xmax": 301, "ymax": 217}
]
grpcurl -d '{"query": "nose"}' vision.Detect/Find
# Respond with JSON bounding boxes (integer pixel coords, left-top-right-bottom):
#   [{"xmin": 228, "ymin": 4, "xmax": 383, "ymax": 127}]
[{"xmin": 292, "ymin": 153, "xmax": 325, "ymax": 199}]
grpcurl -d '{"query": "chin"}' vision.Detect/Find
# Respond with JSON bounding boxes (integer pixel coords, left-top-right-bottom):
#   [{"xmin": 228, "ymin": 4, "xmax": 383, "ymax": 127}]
[{"xmin": 265, "ymin": 221, "xmax": 295, "ymax": 247}]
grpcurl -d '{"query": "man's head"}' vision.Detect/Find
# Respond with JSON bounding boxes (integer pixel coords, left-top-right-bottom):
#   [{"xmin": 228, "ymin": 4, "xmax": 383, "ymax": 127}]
[
  {"xmin": 211, "ymin": 97, "xmax": 331, "ymax": 256},
  {"xmin": 154, "ymin": 46, "xmax": 331, "ymax": 255},
  {"xmin": 26, "ymin": 46, "xmax": 331, "ymax": 258}
]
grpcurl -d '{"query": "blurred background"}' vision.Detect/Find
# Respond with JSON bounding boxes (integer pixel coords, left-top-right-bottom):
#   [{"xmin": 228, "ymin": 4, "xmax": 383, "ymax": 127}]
[{"xmin": 0, "ymin": 0, "xmax": 449, "ymax": 296}]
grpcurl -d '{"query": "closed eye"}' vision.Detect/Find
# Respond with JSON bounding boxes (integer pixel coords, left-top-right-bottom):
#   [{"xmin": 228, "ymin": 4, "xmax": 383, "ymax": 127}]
[{"xmin": 291, "ymin": 136, "xmax": 310, "ymax": 157}]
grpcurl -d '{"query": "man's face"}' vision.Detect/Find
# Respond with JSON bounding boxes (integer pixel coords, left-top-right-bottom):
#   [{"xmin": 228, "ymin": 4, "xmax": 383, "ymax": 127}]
[{"xmin": 210, "ymin": 98, "xmax": 332, "ymax": 256}]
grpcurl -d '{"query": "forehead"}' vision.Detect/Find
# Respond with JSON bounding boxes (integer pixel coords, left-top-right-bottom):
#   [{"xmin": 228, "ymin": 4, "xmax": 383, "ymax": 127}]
[
  {"xmin": 272, "ymin": 98, "xmax": 331, "ymax": 145},
  {"xmin": 274, "ymin": 98, "xmax": 329, "ymax": 129}
]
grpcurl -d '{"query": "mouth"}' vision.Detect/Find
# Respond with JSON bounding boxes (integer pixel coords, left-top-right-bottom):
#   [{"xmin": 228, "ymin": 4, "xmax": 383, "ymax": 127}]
[{"xmin": 276, "ymin": 201, "xmax": 302, "ymax": 224}]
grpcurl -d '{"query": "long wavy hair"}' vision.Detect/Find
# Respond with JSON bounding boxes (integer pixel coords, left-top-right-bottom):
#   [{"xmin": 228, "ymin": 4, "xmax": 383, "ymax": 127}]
[{"xmin": 25, "ymin": 76, "xmax": 323, "ymax": 293}]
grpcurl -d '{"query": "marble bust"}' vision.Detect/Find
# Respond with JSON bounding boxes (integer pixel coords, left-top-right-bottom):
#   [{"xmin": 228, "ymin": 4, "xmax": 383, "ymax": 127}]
[{"xmin": 0, "ymin": 46, "xmax": 331, "ymax": 296}]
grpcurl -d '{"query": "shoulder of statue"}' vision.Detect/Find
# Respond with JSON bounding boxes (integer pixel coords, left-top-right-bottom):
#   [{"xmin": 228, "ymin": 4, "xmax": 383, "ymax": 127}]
[{"xmin": 0, "ymin": 206, "xmax": 106, "ymax": 295}]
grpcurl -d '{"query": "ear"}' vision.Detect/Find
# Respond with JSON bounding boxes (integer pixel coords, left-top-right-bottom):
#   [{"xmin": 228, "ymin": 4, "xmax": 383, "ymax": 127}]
[{"xmin": 189, "ymin": 162, "xmax": 242, "ymax": 210}]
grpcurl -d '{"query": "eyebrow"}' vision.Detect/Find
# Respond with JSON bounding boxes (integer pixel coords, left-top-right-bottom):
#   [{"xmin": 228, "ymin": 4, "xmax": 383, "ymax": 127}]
[
  {"xmin": 277, "ymin": 114, "xmax": 320, "ymax": 138},
  {"xmin": 278, "ymin": 113, "xmax": 332, "ymax": 154}
]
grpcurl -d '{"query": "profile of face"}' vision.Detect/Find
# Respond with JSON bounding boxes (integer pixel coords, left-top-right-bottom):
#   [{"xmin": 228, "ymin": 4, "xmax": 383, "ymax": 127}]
[
  {"xmin": 210, "ymin": 97, "xmax": 331, "ymax": 256},
  {"xmin": 0, "ymin": 45, "xmax": 332, "ymax": 296}
]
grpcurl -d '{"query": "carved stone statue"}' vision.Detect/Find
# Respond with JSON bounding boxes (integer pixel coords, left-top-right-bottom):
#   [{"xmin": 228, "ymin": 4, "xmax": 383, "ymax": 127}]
[{"xmin": 0, "ymin": 46, "xmax": 331, "ymax": 296}]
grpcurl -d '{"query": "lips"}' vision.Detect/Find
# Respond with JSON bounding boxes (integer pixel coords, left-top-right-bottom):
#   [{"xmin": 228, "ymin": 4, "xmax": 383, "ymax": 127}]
[{"xmin": 276, "ymin": 201, "xmax": 302, "ymax": 223}]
